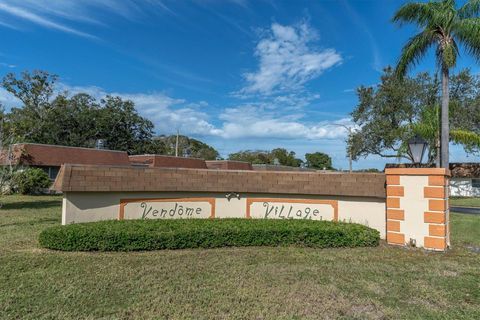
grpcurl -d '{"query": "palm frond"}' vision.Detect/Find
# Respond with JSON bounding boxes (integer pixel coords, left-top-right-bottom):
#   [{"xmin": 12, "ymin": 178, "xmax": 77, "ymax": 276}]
[
  {"xmin": 453, "ymin": 18, "xmax": 480, "ymax": 60},
  {"xmin": 395, "ymin": 31, "xmax": 436, "ymax": 77},
  {"xmin": 450, "ymin": 129, "xmax": 480, "ymax": 148},
  {"xmin": 458, "ymin": 0, "xmax": 480, "ymax": 18},
  {"xmin": 392, "ymin": 2, "xmax": 437, "ymax": 27}
]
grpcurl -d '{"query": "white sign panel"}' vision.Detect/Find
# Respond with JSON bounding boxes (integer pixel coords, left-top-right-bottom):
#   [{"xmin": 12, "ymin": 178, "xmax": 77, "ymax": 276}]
[
  {"xmin": 120, "ymin": 198, "xmax": 215, "ymax": 220},
  {"xmin": 247, "ymin": 198, "xmax": 338, "ymax": 221}
]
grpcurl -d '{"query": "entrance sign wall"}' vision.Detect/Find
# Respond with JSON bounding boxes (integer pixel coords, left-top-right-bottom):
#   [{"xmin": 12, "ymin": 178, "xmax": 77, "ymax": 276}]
[{"xmin": 53, "ymin": 164, "xmax": 450, "ymax": 251}]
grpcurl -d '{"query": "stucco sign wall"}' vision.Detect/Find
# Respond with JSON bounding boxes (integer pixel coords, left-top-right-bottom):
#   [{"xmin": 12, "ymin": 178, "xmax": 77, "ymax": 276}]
[
  {"xmin": 119, "ymin": 198, "xmax": 215, "ymax": 220},
  {"xmin": 53, "ymin": 164, "xmax": 451, "ymax": 251},
  {"xmin": 246, "ymin": 198, "xmax": 338, "ymax": 221}
]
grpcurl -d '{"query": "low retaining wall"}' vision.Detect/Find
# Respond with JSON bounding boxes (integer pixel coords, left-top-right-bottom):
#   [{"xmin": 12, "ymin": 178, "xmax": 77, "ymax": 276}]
[{"xmin": 53, "ymin": 164, "xmax": 450, "ymax": 251}]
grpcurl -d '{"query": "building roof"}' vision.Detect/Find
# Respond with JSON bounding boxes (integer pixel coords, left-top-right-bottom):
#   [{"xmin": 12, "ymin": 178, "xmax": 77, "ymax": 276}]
[
  {"xmin": 252, "ymin": 164, "xmax": 317, "ymax": 172},
  {"xmin": 450, "ymin": 163, "xmax": 480, "ymax": 178},
  {"xmin": 53, "ymin": 164, "xmax": 387, "ymax": 198},
  {"xmin": 128, "ymin": 154, "xmax": 207, "ymax": 169},
  {"xmin": 385, "ymin": 162, "xmax": 480, "ymax": 178},
  {"xmin": 205, "ymin": 160, "xmax": 253, "ymax": 170},
  {"xmin": 0, "ymin": 143, "xmax": 131, "ymax": 167}
]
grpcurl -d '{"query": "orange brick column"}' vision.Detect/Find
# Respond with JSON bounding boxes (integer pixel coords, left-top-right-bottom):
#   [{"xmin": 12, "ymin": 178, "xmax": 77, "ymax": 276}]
[
  {"xmin": 385, "ymin": 168, "xmax": 450, "ymax": 251},
  {"xmin": 385, "ymin": 173, "xmax": 405, "ymax": 246}
]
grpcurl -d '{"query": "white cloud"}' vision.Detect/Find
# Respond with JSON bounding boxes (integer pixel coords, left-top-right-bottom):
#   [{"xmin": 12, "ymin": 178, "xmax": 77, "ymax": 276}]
[
  {"xmin": 119, "ymin": 93, "xmax": 223, "ymax": 136},
  {"xmin": 0, "ymin": 3, "xmax": 97, "ymax": 39},
  {"xmin": 341, "ymin": 1, "xmax": 382, "ymax": 72},
  {"xmin": 0, "ymin": 62, "xmax": 16, "ymax": 68},
  {"xmin": 57, "ymin": 84, "xmax": 351, "ymax": 140},
  {"xmin": 241, "ymin": 22, "xmax": 342, "ymax": 95},
  {"xmin": 1, "ymin": 81, "xmax": 350, "ymax": 141},
  {"xmin": 55, "ymin": 83, "xmax": 222, "ymax": 137},
  {"xmin": 0, "ymin": 0, "xmax": 176, "ymax": 38},
  {"xmin": 216, "ymin": 104, "xmax": 351, "ymax": 139},
  {"xmin": 0, "ymin": 87, "xmax": 21, "ymax": 109}
]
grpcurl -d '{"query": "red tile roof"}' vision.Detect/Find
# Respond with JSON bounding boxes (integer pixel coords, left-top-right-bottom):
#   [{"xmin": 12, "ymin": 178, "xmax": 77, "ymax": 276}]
[{"xmin": 0, "ymin": 143, "xmax": 131, "ymax": 167}]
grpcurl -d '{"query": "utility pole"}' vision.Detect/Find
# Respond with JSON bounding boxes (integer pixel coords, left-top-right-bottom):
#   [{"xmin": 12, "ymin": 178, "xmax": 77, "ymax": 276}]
[
  {"xmin": 333, "ymin": 124, "xmax": 354, "ymax": 173},
  {"xmin": 175, "ymin": 129, "xmax": 179, "ymax": 157}
]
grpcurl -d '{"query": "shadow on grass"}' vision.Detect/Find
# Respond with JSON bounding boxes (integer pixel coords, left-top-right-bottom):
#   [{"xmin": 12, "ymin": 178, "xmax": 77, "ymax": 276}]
[
  {"xmin": 0, "ymin": 200, "xmax": 62, "ymax": 211},
  {"xmin": 0, "ymin": 217, "xmax": 60, "ymax": 228}
]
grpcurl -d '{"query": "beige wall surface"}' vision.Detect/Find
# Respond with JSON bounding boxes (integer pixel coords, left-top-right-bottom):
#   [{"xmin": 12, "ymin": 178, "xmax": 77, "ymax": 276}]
[
  {"xmin": 62, "ymin": 192, "xmax": 386, "ymax": 238},
  {"xmin": 400, "ymin": 176, "xmax": 430, "ymax": 247}
]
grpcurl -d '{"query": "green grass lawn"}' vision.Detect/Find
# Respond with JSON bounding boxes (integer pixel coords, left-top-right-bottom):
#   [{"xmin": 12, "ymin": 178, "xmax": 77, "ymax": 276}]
[
  {"xmin": 451, "ymin": 197, "xmax": 480, "ymax": 207},
  {"xmin": 1, "ymin": 195, "xmax": 479, "ymax": 319}
]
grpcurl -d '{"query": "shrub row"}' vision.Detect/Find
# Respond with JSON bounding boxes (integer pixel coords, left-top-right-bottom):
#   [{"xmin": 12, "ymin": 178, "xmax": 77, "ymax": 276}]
[
  {"xmin": 1, "ymin": 167, "xmax": 52, "ymax": 195},
  {"xmin": 39, "ymin": 219, "xmax": 380, "ymax": 252}
]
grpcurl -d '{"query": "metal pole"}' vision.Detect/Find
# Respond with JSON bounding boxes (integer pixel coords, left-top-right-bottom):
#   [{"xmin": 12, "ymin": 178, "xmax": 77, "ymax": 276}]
[
  {"xmin": 175, "ymin": 129, "xmax": 179, "ymax": 157},
  {"xmin": 348, "ymin": 148, "xmax": 352, "ymax": 173},
  {"xmin": 333, "ymin": 124, "xmax": 353, "ymax": 173}
]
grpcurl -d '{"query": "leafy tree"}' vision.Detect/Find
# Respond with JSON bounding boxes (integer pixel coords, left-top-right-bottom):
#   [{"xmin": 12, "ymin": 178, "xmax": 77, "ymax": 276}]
[
  {"xmin": 12, "ymin": 167, "xmax": 51, "ymax": 195},
  {"xmin": 155, "ymin": 135, "xmax": 219, "ymax": 160},
  {"xmin": 305, "ymin": 152, "xmax": 333, "ymax": 169},
  {"xmin": 393, "ymin": 0, "xmax": 480, "ymax": 168},
  {"xmin": 2, "ymin": 71, "xmax": 155, "ymax": 154},
  {"xmin": 1, "ymin": 71, "xmax": 220, "ymax": 158},
  {"xmin": 270, "ymin": 148, "xmax": 303, "ymax": 167},
  {"xmin": 228, "ymin": 149, "xmax": 302, "ymax": 166},
  {"xmin": 349, "ymin": 67, "xmax": 480, "ymax": 164},
  {"xmin": 228, "ymin": 150, "xmax": 272, "ymax": 164},
  {"xmin": 2, "ymin": 71, "xmax": 58, "ymax": 142},
  {"xmin": 355, "ymin": 168, "xmax": 380, "ymax": 173},
  {"xmin": 94, "ymin": 96, "xmax": 154, "ymax": 154}
]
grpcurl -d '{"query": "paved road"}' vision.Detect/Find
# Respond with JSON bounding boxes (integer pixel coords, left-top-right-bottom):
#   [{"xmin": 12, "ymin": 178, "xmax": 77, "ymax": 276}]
[{"xmin": 451, "ymin": 206, "xmax": 480, "ymax": 215}]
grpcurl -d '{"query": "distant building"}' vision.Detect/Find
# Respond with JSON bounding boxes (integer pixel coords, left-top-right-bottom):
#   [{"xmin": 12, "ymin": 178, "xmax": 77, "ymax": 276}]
[
  {"xmin": 205, "ymin": 160, "xmax": 253, "ymax": 170},
  {"xmin": 252, "ymin": 164, "xmax": 316, "ymax": 172},
  {"xmin": 449, "ymin": 163, "xmax": 480, "ymax": 197},
  {"xmin": 0, "ymin": 143, "xmax": 324, "ymax": 182},
  {"xmin": 129, "ymin": 154, "xmax": 207, "ymax": 169},
  {"xmin": 0, "ymin": 143, "xmax": 131, "ymax": 180}
]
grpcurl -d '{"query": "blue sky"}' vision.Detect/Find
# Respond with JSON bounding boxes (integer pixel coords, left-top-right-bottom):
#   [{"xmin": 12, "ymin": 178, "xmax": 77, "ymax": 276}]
[{"xmin": 0, "ymin": 0, "xmax": 477, "ymax": 169}]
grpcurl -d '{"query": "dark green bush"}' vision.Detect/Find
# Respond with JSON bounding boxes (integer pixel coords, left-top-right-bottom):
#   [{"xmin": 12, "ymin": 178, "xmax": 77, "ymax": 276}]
[
  {"xmin": 39, "ymin": 219, "xmax": 380, "ymax": 251},
  {"xmin": 13, "ymin": 168, "xmax": 51, "ymax": 195}
]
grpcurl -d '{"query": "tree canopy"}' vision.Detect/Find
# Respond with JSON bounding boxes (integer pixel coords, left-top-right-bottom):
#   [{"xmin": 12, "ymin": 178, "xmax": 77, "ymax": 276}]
[
  {"xmin": 228, "ymin": 148, "xmax": 303, "ymax": 166},
  {"xmin": 349, "ymin": 67, "xmax": 480, "ymax": 164},
  {"xmin": 0, "ymin": 70, "xmax": 219, "ymax": 157},
  {"xmin": 305, "ymin": 152, "xmax": 333, "ymax": 170},
  {"xmin": 155, "ymin": 135, "xmax": 219, "ymax": 160},
  {"xmin": 392, "ymin": 0, "xmax": 480, "ymax": 167}
]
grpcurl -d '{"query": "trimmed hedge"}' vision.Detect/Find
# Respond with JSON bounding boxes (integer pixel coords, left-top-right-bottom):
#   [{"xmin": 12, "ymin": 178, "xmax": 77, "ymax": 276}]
[{"xmin": 39, "ymin": 219, "xmax": 380, "ymax": 252}]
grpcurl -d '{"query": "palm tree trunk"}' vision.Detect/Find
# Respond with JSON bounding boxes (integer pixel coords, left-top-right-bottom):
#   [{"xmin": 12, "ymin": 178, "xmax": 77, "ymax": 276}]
[{"xmin": 441, "ymin": 68, "xmax": 449, "ymax": 169}]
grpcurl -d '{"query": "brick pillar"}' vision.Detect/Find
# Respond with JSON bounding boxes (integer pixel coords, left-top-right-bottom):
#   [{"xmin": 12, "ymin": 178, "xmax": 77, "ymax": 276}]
[{"xmin": 385, "ymin": 168, "xmax": 450, "ymax": 251}]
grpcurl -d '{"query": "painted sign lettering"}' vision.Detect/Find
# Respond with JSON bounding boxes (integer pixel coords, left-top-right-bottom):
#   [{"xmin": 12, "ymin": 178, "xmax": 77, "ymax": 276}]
[
  {"xmin": 140, "ymin": 202, "xmax": 205, "ymax": 219},
  {"xmin": 247, "ymin": 198, "xmax": 338, "ymax": 221},
  {"xmin": 119, "ymin": 198, "xmax": 215, "ymax": 220}
]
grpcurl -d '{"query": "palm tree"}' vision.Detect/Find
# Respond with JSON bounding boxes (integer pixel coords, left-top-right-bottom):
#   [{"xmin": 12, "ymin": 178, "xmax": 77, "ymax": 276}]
[
  {"xmin": 393, "ymin": 0, "xmax": 480, "ymax": 168},
  {"xmin": 405, "ymin": 104, "xmax": 480, "ymax": 164}
]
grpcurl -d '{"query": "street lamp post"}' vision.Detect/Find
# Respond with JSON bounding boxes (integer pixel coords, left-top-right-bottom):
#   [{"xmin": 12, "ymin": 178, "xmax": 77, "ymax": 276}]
[{"xmin": 408, "ymin": 135, "xmax": 428, "ymax": 165}]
